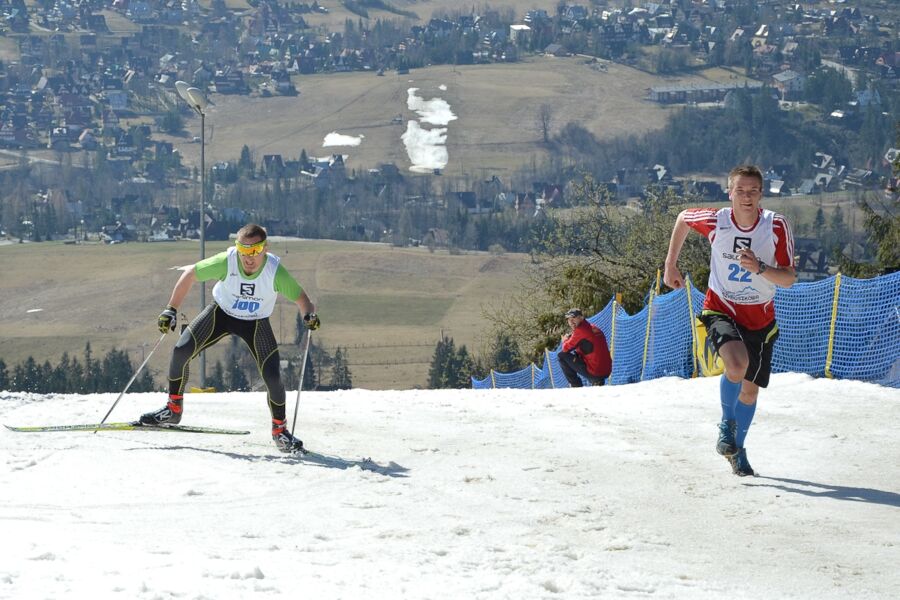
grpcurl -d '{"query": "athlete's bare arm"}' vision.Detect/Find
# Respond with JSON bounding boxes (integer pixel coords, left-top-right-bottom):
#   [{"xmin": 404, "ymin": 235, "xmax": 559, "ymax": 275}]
[
  {"xmin": 664, "ymin": 211, "xmax": 692, "ymax": 289},
  {"xmin": 167, "ymin": 267, "xmax": 197, "ymax": 310}
]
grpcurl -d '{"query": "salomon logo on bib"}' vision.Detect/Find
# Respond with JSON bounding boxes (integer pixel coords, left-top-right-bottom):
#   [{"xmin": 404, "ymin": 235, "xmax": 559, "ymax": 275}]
[{"xmin": 232, "ymin": 299, "xmax": 261, "ymax": 313}]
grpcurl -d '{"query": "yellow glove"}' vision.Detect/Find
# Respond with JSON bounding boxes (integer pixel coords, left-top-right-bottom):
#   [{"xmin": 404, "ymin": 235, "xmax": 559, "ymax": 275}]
[{"xmin": 158, "ymin": 305, "xmax": 177, "ymax": 333}]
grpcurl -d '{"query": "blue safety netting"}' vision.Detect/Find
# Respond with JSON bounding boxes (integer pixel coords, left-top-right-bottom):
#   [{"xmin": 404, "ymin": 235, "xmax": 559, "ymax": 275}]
[
  {"xmin": 641, "ymin": 288, "xmax": 698, "ymax": 381},
  {"xmin": 828, "ymin": 274, "xmax": 900, "ymax": 386},
  {"xmin": 770, "ymin": 277, "xmax": 836, "ymax": 377},
  {"xmin": 472, "ymin": 272, "xmax": 900, "ymax": 389},
  {"xmin": 489, "ymin": 364, "xmax": 539, "ymax": 389}
]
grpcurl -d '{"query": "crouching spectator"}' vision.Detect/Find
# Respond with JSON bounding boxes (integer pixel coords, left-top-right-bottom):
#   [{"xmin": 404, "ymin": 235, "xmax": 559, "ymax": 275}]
[{"xmin": 557, "ymin": 308, "xmax": 612, "ymax": 387}]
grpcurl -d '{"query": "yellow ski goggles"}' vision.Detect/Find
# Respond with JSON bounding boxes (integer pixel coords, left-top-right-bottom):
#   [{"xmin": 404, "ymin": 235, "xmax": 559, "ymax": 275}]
[{"xmin": 235, "ymin": 240, "xmax": 266, "ymax": 256}]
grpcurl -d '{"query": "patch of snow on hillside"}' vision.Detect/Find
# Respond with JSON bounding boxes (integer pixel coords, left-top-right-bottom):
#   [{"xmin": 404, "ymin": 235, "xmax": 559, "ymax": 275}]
[
  {"xmin": 323, "ymin": 132, "xmax": 364, "ymax": 147},
  {"xmin": 403, "ymin": 88, "xmax": 457, "ymax": 172}
]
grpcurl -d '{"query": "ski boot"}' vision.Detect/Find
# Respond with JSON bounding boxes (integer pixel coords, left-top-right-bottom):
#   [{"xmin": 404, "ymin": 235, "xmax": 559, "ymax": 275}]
[
  {"xmin": 272, "ymin": 419, "xmax": 304, "ymax": 453},
  {"xmin": 139, "ymin": 396, "xmax": 183, "ymax": 425}
]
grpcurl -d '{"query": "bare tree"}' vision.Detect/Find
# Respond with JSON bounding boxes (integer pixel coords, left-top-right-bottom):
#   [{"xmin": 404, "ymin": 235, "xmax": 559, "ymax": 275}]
[{"xmin": 536, "ymin": 103, "xmax": 554, "ymax": 144}]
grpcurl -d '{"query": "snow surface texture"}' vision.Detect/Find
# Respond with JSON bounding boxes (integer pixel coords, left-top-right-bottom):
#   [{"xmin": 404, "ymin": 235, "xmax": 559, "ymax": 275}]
[{"xmin": 1, "ymin": 373, "xmax": 898, "ymax": 599}]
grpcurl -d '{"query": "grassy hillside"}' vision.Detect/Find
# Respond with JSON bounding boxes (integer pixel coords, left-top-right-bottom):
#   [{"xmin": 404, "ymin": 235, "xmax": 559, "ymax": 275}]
[
  {"xmin": 0, "ymin": 239, "xmax": 530, "ymax": 390},
  {"xmin": 170, "ymin": 58, "xmax": 749, "ymax": 177},
  {"xmin": 236, "ymin": 0, "xmax": 562, "ymax": 30}
]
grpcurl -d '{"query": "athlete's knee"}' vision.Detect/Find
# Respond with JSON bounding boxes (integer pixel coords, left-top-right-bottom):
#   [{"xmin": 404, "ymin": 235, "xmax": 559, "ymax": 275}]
[
  {"xmin": 738, "ymin": 391, "xmax": 758, "ymax": 406},
  {"xmin": 738, "ymin": 383, "xmax": 759, "ymax": 405},
  {"xmin": 171, "ymin": 341, "xmax": 194, "ymax": 365},
  {"xmin": 719, "ymin": 343, "xmax": 749, "ymax": 377}
]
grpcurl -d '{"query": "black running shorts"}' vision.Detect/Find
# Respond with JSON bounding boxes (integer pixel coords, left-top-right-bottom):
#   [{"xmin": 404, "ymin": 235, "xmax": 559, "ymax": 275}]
[{"xmin": 699, "ymin": 311, "xmax": 779, "ymax": 387}]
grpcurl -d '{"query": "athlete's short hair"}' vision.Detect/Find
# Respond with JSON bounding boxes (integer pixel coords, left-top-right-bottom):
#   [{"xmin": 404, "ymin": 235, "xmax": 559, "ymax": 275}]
[
  {"xmin": 236, "ymin": 223, "xmax": 267, "ymax": 242},
  {"xmin": 727, "ymin": 165, "xmax": 763, "ymax": 191}
]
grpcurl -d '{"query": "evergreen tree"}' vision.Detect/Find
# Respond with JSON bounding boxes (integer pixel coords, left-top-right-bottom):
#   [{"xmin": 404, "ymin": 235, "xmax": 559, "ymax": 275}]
[
  {"xmin": 427, "ymin": 337, "xmax": 473, "ymax": 389},
  {"xmin": 428, "ymin": 337, "xmax": 453, "ymax": 389},
  {"xmin": 804, "ymin": 66, "xmax": 853, "ymax": 113},
  {"xmin": 331, "ymin": 347, "xmax": 352, "ymax": 389},
  {"xmin": 302, "ymin": 342, "xmax": 318, "ymax": 390},
  {"xmin": 38, "ymin": 361, "xmax": 53, "ymax": 393},
  {"xmin": 158, "ymin": 110, "xmax": 185, "ymax": 134},
  {"xmin": 813, "ymin": 206, "xmax": 826, "ymax": 240},
  {"xmin": 486, "ymin": 331, "xmax": 524, "ymax": 374},
  {"xmin": 238, "ymin": 145, "xmax": 255, "ymax": 178},
  {"xmin": 794, "ymin": 39, "xmax": 821, "ymax": 72},
  {"xmin": 13, "ymin": 357, "xmax": 41, "ymax": 392},
  {"xmin": 134, "ymin": 369, "xmax": 156, "ymax": 393},
  {"xmin": 83, "ymin": 342, "xmax": 98, "ymax": 393},
  {"xmin": 229, "ymin": 364, "xmax": 250, "ymax": 392},
  {"xmin": 12, "ymin": 363, "xmax": 27, "ymax": 392},
  {"xmin": 830, "ymin": 206, "xmax": 848, "ymax": 248},
  {"xmin": 100, "ymin": 349, "xmax": 134, "ymax": 392},
  {"xmin": 68, "ymin": 357, "xmax": 85, "ymax": 393},
  {"xmin": 0, "ymin": 359, "xmax": 8, "ymax": 390},
  {"xmin": 50, "ymin": 353, "xmax": 71, "ymax": 392},
  {"xmin": 450, "ymin": 345, "xmax": 474, "ymax": 388},
  {"xmin": 208, "ymin": 360, "xmax": 227, "ymax": 391}
]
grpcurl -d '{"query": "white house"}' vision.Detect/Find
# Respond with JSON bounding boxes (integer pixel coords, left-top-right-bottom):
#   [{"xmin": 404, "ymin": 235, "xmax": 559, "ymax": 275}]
[{"xmin": 772, "ymin": 69, "xmax": 805, "ymax": 100}]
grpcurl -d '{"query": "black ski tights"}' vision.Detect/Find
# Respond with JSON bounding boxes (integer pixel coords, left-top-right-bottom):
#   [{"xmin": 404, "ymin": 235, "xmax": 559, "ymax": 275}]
[{"xmin": 168, "ymin": 304, "xmax": 287, "ymax": 421}]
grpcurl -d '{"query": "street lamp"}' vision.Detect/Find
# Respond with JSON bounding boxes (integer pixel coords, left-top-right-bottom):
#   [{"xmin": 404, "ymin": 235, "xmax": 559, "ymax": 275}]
[{"xmin": 176, "ymin": 80, "xmax": 209, "ymax": 386}]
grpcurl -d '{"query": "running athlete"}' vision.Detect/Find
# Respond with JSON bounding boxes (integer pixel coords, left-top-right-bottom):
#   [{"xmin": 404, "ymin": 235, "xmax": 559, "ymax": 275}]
[
  {"xmin": 663, "ymin": 165, "xmax": 796, "ymax": 476},
  {"xmin": 141, "ymin": 223, "xmax": 320, "ymax": 452}
]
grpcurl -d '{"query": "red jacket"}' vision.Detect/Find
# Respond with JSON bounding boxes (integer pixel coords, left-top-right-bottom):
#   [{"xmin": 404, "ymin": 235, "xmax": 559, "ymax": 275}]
[{"xmin": 562, "ymin": 320, "xmax": 612, "ymax": 378}]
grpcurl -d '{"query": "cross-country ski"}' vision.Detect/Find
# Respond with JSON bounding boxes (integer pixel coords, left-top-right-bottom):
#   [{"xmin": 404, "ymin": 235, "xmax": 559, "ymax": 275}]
[{"xmin": 4, "ymin": 422, "xmax": 250, "ymax": 435}]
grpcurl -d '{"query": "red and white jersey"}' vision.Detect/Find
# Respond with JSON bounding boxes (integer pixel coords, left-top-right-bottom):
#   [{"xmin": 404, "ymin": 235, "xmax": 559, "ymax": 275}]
[{"xmin": 684, "ymin": 207, "xmax": 794, "ymax": 330}]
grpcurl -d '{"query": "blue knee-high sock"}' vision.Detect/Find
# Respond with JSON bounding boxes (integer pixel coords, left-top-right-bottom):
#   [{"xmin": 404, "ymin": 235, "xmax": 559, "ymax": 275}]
[
  {"xmin": 720, "ymin": 375, "xmax": 741, "ymax": 421},
  {"xmin": 734, "ymin": 400, "xmax": 757, "ymax": 448}
]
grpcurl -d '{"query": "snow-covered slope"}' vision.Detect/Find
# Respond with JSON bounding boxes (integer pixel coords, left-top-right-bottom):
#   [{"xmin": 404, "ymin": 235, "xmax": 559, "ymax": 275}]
[{"xmin": 1, "ymin": 373, "xmax": 898, "ymax": 599}]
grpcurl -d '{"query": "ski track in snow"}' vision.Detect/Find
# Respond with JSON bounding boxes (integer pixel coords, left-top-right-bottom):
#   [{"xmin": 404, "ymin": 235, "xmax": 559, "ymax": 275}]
[{"xmin": 1, "ymin": 374, "xmax": 898, "ymax": 599}]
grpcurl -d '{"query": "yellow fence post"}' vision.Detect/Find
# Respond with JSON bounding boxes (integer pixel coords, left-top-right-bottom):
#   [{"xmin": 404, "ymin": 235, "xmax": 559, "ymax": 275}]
[
  {"xmin": 614, "ymin": 292, "xmax": 623, "ymax": 379},
  {"xmin": 640, "ymin": 276, "xmax": 658, "ymax": 381},
  {"xmin": 545, "ymin": 349, "xmax": 556, "ymax": 388},
  {"xmin": 609, "ymin": 297, "xmax": 618, "ymax": 382},
  {"xmin": 490, "ymin": 369, "xmax": 496, "ymax": 389},
  {"xmin": 824, "ymin": 273, "xmax": 842, "ymax": 379},
  {"xmin": 685, "ymin": 275, "xmax": 699, "ymax": 378}
]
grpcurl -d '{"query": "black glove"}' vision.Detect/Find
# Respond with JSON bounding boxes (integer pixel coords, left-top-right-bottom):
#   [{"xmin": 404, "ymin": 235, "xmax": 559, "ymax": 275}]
[
  {"xmin": 303, "ymin": 312, "xmax": 320, "ymax": 331},
  {"xmin": 158, "ymin": 305, "xmax": 177, "ymax": 333}
]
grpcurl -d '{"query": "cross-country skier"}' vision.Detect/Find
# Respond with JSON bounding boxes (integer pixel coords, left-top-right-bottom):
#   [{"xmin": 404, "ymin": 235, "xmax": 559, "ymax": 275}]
[
  {"xmin": 663, "ymin": 165, "xmax": 796, "ymax": 476},
  {"xmin": 557, "ymin": 308, "xmax": 612, "ymax": 387},
  {"xmin": 141, "ymin": 223, "xmax": 320, "ymax": 452}
]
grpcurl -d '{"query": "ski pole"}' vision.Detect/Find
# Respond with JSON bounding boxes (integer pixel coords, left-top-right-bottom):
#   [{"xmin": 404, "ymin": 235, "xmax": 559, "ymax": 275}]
[
  {"xmin": 290, "ymin": 330, "xmax": 312, "ymax": 435},
  {"xmin": 96, "ymin": 331, "xmax": 168, "ymax": 429}
]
